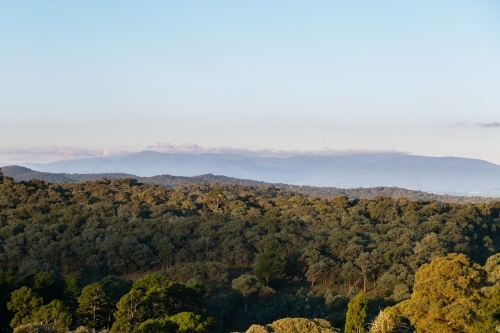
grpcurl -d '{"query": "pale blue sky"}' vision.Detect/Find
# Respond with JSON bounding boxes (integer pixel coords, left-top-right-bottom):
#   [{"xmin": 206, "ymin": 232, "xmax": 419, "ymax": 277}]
[{"xmin": 1, "ymin": 1, "xmax": 500, "ymax": 163}]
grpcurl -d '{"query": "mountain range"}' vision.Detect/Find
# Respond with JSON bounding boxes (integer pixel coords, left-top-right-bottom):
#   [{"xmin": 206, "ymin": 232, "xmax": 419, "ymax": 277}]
[
  {"xmin": 0, "ymin": 165, "xmax": 495, "ymax": 204},
  {"xmin": 17, "ymin": 151, "xmax": 500, "ymax": 196}
]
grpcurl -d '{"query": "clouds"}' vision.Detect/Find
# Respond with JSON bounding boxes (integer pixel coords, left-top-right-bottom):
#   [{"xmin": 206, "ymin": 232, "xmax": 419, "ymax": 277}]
[
  {"xmin": 146, "ymin": 142, "xmax": 175, "ymax": 149},
  {"xmin": 477, "ymin": 122, "xmax": 500, "ymax": 128},
  {"xmin": 0, "ymin": 143, "xmax": 404, "ymax": 165},
  {"xmin": 145, "ymin": 142, "xmax": 403, "ymax": 157},
  {"xmin": 0, "ymin": 147, "xmax": 129, "ymax": 164},
  {"xmin": 456, "ymin": 121, "xmax": 500, "ymax": 128}
]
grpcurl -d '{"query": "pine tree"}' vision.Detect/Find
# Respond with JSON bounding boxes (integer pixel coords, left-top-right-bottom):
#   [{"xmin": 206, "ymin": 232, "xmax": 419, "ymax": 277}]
[
  {"xmin": 0, "ymin": 168, "xmax": 3, "ymax": 184},
  {"xmin": 344, "ymin": 292, "xmax": 368, "ymax": 333}
]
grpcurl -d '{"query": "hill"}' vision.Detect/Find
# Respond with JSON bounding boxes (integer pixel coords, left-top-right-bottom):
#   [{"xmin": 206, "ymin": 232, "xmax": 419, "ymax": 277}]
[
  {"xmin": 1, "ymin": 165, "xmax": 493, "ymax": 204},
  {"xmin": 23, "ymin": 151, "xmax": 500, "ymax": 195}
]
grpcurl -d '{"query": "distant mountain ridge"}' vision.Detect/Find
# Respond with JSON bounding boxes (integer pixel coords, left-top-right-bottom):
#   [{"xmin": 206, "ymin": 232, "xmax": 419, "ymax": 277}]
[
  {"xmin": 1, "ymin": 165, "xmax": 495, "ymax": 204},
  {"xmin": 21, "ymin": 151, "xmax": 500, "ymax": 195}
]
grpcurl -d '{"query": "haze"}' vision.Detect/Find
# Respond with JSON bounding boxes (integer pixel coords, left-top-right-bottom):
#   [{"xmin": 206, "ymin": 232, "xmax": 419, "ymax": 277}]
[{"xmin": 1, "ymin": 1, "xmax": 500, "ymax": 163}]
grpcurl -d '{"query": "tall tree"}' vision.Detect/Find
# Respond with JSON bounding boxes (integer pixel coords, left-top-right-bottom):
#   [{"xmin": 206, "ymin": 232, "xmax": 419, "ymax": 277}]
[
  {"xmin": 254, "ymin": 240, "xmax": 286, "ymax": 286},
  {"xmin": 77, "ymin": 283, "xmax": 112, "ymax": 329},
  {"xmin": 344, "ymin": 293, "xmax": 368, "ymax": 333},
  {"xmin": 231, "ymin": 275, "xmax": 262, "ymax": 313}
]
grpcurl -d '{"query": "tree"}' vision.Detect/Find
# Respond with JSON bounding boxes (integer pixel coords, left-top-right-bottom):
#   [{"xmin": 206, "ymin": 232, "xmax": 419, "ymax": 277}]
[
  {"xmin": 168, "ymin": 312, "xmax": 211, "ymax": 333},
  {"xmin": 61, "ymin": 275, "xmax": 80, "ymax": 311},
  {"xmin": 344, "ymin": 293, "xmax": 368, "ymax": 333},
  {"xmin": 246, "ymin": 317, "xmax": 340, "ymax": 333},
  {"xmin": 31, "ymin": 300, "xmax": 72, "ymax": 333},
  {"xmin": 134, "ymin": 317, "xmax": 178, "ymax": 333},
  {"xmin": 473, "ymin": 285, "xmax": 500, "ymax": 332},
  {"xmin": 231, "ymin": 275, "xmax": 262, "ymax": 313},
  {"xmin": 112, "ymin": 289, "xmax": 145, "ymax": 333},
  {"xmin": 484, "ymin": 253, "xmax": 500, "ymax": 285},
  {"xmin": 30, "ymin": 272, "xmax": 61, "ymax": 306},
  {"xmin": 111, "ymin": 274, "xmax": 209, "ymax": 333},
  {"xmin": 397, "ymin": 253, "xmax": 486, "ymax": 332},
  {"xmin": 7, "ymin": 287, "xmax": 43, "ymax": 328},
  {"xmin": 204, "ymin": 188, "xmax": 225, "ymax": 212},
  {"xmin": 77, "ymin": 283, "xmax": 112, "ymax": 329},
  {"xmin": 13, "ymin": 323, "xmax": 56, "ymax": 333},
  {"xmin": 368, "ymin": 307, "xmax": 404, "ymax": 333},
  {"xmin": 355, "ymin": 253, "xmax": 372, "ymax": 293},
  {"xmin": 305, "ymin": 261, "xmax": 330, "ymax": 288},
  {"xmin": 254, "ymin": 240, "xmax": 286, "ymax": 286}
]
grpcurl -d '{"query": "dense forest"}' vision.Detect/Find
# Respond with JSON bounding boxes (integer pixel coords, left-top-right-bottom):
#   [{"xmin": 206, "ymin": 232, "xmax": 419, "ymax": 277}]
[
  {"xmin": 1, "ymin": 169, "xmax": 500, "ymax": 332},
  {"xmin": 2, "ymin": 165, "xmax": 493, "ymax": 204}
]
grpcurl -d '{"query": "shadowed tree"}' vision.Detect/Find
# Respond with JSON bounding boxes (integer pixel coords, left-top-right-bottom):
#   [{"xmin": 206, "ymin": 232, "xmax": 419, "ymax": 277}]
[
  {"xmin": 76, "ymin": 284, "xmax": 112, "ymax": 329},
  {"xmin": 254, "ymin": 240, "xmax": 286, "ymax": 286},
  {"xmin": 231, "ymin": 275, "xmax": 262, "ymax": 313}
]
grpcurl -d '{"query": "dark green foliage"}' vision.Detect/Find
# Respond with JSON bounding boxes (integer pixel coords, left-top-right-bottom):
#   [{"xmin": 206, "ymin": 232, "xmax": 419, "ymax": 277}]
[
  {"xmin": 254, "ymin": 240, "xmax": 286, "ymax": 286},
  {"xmin": 246, "ymin": 289, "xmax": 336, "ymax": 326},
  {"xmin": 1, "ymin": 176, "xmax": 500, "ymax": 331},
  {"xmin": 134, "ymin": 317, "xmax": 178, "ymax": 333},
  {"xmin": 7, "ymin": 286, "xmax": 43, "ymax": 328},
  {"xmin": 76, "ymin": 283, "xmax": 112, "ymax": 329},
  {"xmin": 163, "ymin": 262, "xmax": 228, "ymax": 291},
  {"xmin": 232, "ymin": 274, "xmax": 262, "ymax": 313},
  {"xmin": 99, "ymin": 276, "xmax": 133, "ymax": 304},
  {"xmin": 111, "ymin": 274, "xmax": 210, "ymax": 332}
]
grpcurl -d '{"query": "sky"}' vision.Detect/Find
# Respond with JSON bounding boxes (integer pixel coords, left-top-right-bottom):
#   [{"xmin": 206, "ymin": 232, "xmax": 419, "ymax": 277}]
[{"xmin": 1, "ymin": 1, "xmax": 500, "ymax": 164}]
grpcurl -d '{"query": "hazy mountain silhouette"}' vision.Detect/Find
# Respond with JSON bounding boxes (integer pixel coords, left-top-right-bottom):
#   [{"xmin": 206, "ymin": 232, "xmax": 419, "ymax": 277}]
[
  {"xmin": 21, "ymin": 151, "xmax": 500, "ymax": 195},
  {"xmin": 1, "ymin": 165, "xmax": 495, "ymax": 203}
]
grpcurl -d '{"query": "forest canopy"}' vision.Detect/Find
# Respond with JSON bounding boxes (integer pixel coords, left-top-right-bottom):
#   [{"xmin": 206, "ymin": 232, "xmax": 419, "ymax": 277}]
[{"xmin": 0, "ymin": 172, "xmax": 500, "ymax": 332}]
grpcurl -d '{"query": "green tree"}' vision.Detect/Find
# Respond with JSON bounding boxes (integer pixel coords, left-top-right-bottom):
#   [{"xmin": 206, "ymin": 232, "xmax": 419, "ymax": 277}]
[
  {"xmin": 246, "ymin": 318, "xmax": 339, "ymax": 333},
  {"xmin": 484, "ymin": 253, "xmax": 500, "ymax": 285},
  {"xmin": 231, "ymin": 274, "xmax": 262, "ymax": 313},
  {"xmin": 344, "ymin": 293, "xmax": 368, "ymax": 333},
  {"xmin": 77, "ymin": 283, "xmax": 112, "ymax": 329},
  {"xmin": 254, "ymin": 240, "xmax": 286, "ymax": 286},
  {"xmin": 354, "ymin": 253, "xmax": 372, "ymax": 293},
  {"xmin": 7, "ymin": 287, "xmax": 43, "ymax": 328},
  {"xmin": 100, "ymin": 275, "xmax": 133, "ymax": 304},
  {"xmin": 168, "ymin": 312, "xmax": 211, "ymax": 333},
  {"xmin": 134, "ymin": 317, "xmax": 178, "ymax": 333},
  {"xmin": 111, "ymin": 274, "xmax": 209, "ymax": 333},
  {"xmin": 397, "ymin": 253, "xmax": 486, "ymax": 333},
  {"xmin": 473, "ymin": 285, "xmax": 500, "ymax": 332},
  {"xmin": 61, "ymin": 275, "xmax": 80, "ymax": 311},
  {"xmin": 204, "ymin": 188, "xmax": 225, "ymax": 212},
  {"xmin": 32, "ymin": 300, "xmax": 72, "ymax": 333},
  {"xmin": 112, "ymin": 289, "xmax": 146, "ymax": 333},
  {"xmin": 32, "ymin": 272, "xmax": 59, "ymax": 304}
]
